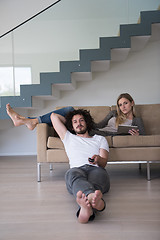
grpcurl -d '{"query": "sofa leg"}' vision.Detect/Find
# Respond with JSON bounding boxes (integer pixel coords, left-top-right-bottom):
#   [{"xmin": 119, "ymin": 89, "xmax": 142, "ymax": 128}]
[
  {"xmin": 50, "ymin": 163, "xmax": 53, "ymax": 171},
  {"xmin": 37, "ymin": 163, "xmax": 41, "ymax": 182},
  {"xmin": 147, "ymin": 161, "xmax": 151, "ymax": 181},
  {"xmin": 139, "ymin": 163, "xmax": 141, "ymax": 170}
]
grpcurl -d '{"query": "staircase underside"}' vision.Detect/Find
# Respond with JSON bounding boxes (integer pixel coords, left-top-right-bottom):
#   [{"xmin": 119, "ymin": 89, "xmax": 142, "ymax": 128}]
[{"xmin": 0, "ymin": 10, "xmax": 160, "ymax": 120}]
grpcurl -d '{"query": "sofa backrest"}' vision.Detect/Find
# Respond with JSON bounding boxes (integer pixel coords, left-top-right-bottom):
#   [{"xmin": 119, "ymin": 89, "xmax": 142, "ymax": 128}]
[
  {"xmin": 74, "ymin": 106, "xmax": 111, "ymax": 123},
  {"xmin": 135, "ymin": 104, "xmax": 160, "ymax": 135},
  {"xmin": 111, "ymin": 104, "xmax": 160, "ymax": 135},
  {"xmin": 57, "ymin": 104, "xmax": 160, "ymax": 135}
]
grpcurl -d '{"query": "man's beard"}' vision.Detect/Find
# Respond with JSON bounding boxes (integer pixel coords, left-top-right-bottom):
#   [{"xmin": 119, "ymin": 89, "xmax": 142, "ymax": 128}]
[{"xmin": 75, "ymin": 125, "xmax": 87, "ymax": 134}]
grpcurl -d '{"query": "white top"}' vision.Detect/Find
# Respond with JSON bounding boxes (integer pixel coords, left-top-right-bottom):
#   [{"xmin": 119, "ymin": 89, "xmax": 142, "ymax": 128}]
[
  {"xmin": 62, "ymin": 131, "xmax": 109, "ymax": 168},
  {"xmin": 99, "ymin": 117, "xmax": 117, "ymax": 132},
  {"xmin": 99, "ymin": 117, "xmax": 132, "ymax": 132}
]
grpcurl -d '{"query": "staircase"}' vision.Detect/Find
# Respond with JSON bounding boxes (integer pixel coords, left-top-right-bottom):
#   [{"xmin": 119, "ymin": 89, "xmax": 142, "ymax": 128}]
[{"xmin": 0, "ymin": 10, "xmax": 160, "ymax": 120}]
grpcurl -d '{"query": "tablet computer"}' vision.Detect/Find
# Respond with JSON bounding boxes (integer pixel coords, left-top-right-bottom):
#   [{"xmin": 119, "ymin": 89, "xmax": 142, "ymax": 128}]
[{"xmin": 117, "ymin": 125, "xmax": 138, "ymax": 135}]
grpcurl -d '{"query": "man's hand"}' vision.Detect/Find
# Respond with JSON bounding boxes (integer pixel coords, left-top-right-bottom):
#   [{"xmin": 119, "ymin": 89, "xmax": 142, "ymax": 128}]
[{"xmin": 89, "ymin": 149, "xmax": 108, "ymax": 168}]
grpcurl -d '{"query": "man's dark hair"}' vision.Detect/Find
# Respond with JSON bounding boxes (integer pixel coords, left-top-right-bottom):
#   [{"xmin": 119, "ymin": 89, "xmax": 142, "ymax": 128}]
[{"xmin": 65, "ymin": 109, "xmax": 95, "ymax": 134}]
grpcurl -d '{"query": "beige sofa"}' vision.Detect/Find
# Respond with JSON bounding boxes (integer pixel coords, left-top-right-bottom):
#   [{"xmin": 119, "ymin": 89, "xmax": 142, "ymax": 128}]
[{"xmin": 37, "ymin": 104, "xmax": 160, "ymax": 182}]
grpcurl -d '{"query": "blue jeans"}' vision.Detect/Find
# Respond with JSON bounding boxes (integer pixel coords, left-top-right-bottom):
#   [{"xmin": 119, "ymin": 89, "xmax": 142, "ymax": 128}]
[
  {"xmin": 36, "ymin": 106, "xmax": 74, "ymax": 126},
  {"xmin": 65, "ymin": 164, "xmax": 110, "ymax": 198}
]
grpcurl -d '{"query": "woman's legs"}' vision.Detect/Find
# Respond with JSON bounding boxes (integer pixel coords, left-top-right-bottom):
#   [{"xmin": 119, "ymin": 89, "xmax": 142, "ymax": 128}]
[
  {"xmin": 6, "ymin": 104, "xmax": 74, "ymax": 130},
  {"xmin": 6, "ymin": 104, "xmax": 39, "ymax": 130},
  {"xmin": 38, "ymin": 106, "xmax": 74, "ymax": 126}
]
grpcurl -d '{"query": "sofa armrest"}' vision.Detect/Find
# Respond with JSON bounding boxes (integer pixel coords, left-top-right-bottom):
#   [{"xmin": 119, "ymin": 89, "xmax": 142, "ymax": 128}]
[{"xmin": 37, "ymin": 123, "xmax": 56, "ymax": 163}]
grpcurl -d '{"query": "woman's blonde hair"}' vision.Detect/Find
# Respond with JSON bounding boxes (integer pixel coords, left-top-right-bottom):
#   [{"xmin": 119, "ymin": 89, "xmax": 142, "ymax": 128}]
[{"xmin": 116, "ymin": 93, "xmax": 136, "ymax": 127}]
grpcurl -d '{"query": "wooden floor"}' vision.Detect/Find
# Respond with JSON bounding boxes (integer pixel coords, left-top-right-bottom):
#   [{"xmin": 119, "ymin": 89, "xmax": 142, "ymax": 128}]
[{"xmin": 0, "ymin": 156, "xmax": 160, "ymax": 240}]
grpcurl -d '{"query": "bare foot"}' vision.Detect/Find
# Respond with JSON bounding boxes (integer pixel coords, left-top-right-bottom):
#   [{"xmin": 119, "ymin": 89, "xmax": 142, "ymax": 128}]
[
  {"xmin": 76, "ymin": 191, "xmax": 93, "ymax": 223},
  {"xmin": 88, "ymin": 190, "xmax": 105, "ymax": 211},
  {"xmin": 6, "ymin": 103, "xmax": 38, "ymax": 130}
]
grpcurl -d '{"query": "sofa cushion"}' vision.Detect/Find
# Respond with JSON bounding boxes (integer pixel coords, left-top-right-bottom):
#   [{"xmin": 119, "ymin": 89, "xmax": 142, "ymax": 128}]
[
  {"xmin": 109, "ymin": 147, "xmax": 160, "ymax": 161},
  {"xmin": 47, "ymin": 137, "xmax": 64, "ymax": 149},
  {"xmin": 77, "ymin": 106, "xmax": 111, "ymax": 123},
  {"xmin": 112, "ymin": 135, "xmax": 160, "ymax": 148},
  {"xmin": 47, "ymin": 135, "xmax": 112, "ymax": 149},
  {"xmin": 105, "ymin": 136, "xmax": 112, "ymax": 147},
  {"xmin": 57, "ymin": 106, "xmax": 111, "ymax": 124},
  {"xmin": 47, "ymin": 149, "xmax": 68, "ymax": 162}
]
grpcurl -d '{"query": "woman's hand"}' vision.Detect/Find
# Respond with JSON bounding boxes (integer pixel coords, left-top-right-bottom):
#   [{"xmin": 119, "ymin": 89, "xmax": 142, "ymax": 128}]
[{"xmin": 129, "ymin": 128, "xmax": 139, "ymax": 136}]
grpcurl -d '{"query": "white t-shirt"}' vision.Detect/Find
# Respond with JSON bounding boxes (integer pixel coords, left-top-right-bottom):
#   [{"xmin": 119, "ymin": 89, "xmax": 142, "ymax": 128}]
[
  {"xmin": 99, "ymin": 117, "xmax": 117, "ymax": 132},
  {"xmin": 99, "ymin": 117, "xmax": 132, "ymax": 132},
  {"xmin": 62, "ymin": 131, "xmax": 109, "ymax": 168}
]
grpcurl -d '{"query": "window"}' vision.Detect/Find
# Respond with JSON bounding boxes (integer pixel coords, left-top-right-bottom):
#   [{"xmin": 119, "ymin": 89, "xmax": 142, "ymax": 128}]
[{"xmin": 0, "ymin": 67, "xmax": 32, "ymax": 96}]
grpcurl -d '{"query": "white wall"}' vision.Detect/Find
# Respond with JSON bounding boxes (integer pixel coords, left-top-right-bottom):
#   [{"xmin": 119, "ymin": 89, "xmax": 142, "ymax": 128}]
[
  {"xmin": 0, "ymin": 38, "xmax": 160, "ymax": 156},
  {"xmin": 0, "ymin": 0, "xmax": 160, "ymax": 156},
  {"xmin": 0, "ymin": 0, "xmax": 59, "ymax": 36}
]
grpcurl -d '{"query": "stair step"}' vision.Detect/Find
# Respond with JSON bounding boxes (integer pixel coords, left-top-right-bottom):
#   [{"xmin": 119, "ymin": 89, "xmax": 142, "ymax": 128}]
[
  {"xmin": 111, "ymin": 48, "xmax": 130, "ymax": 62},
  {"xmin": 0, "ymin": 10, "xmax": 160, "ymax": 119},
  {"xmin": 130, "ymin": 35, "xmax": 151, "ymax": 52},
  {"xmin": 91, "ymin": 60, "xmax": 110, "ymax": 72},
  {"xmin": 150, "ymin": 23, "xmax": 160, "ymax": 41}
]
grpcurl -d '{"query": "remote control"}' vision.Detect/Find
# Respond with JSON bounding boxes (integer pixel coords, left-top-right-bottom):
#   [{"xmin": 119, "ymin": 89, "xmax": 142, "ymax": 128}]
[{"xmin": 88, "ymin": 158, "xmax": 94, "ymax": 162}]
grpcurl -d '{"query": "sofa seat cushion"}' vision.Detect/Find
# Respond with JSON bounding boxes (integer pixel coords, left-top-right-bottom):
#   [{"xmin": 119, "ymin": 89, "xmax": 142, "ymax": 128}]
[
  {"xmin": 112, "ymin": 135, "xmax": 160, "ymax": 148},
  {"xmin": 47, "ymin": 136, "xmax": 65, "ymax": 149},
  {"xmin": 109, "ymin": 147, "xmax": 160, "ymax": 161},
  {"xmin": 47, "ymin": 135, "xmax": 112, "ymax": 149},
  {"xmin": 105, "ymin": 136, "xmax": 112, "ymax": 147},
  {"xmin": 47, "ymin": 149, "xmax": 68, "ymax": 162}
]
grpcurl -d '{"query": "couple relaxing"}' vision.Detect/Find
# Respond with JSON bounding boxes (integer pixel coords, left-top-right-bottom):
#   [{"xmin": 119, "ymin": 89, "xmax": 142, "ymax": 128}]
[{"xmin": 6, "ymin": 93, "xmax": 145, "ymax": 223}]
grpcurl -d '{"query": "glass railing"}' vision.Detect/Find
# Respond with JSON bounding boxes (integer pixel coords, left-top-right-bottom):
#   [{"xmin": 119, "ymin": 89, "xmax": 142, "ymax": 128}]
[{"xmin": 0, "ymin": 0, "xmax": 160, "ymax": 96}]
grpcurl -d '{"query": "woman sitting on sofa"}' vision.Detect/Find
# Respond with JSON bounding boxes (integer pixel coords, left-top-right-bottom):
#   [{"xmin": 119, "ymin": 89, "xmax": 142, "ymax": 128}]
[
  {"xmin": 6, "ymin": 93, "xmax": 145, "ymax": 136},
  {"xmin": 92, "ymin": 93, "xmax": 145, "ymax": 136}
]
